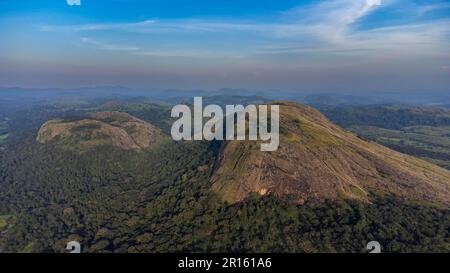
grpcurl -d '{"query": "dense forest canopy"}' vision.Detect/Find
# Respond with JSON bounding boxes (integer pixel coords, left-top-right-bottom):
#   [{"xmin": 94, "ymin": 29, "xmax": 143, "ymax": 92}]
[{"xmin": 0, "ymin": 97, "xmax": 449, "ymax": 253}]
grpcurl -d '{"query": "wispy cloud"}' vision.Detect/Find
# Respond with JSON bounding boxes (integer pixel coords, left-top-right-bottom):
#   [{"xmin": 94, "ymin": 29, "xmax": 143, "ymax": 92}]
[
  {"xmin": 66, "ymin": 0, "xmax": 81, "ymax": 6},
  {"xmin": 81, "ymin": 37, "xmax": 139, "ymax": 51},
  {"xmin": 43, "ymin": 0, "xmax": 387, "ymax": 37},
  {"xmin": 417, "ymin": 2, "xmax": 450, "ymax": 16},
  {"xmin": 80, "ymin": 37, "xmax": 231, "ymax": 59},
  {"xmin": 285, "ymin": 0, "xmax": 382, "ymax": 25},
  {"xmin": 41, "ymin": 20, "xmax": 156, "ymax": 32},
  {"xmin": 43, "ymin": 0, "xmax": 450, "ymax": 60},
  {"xmin": 136, "ymin": 50, "xmax": 235, "ymax": 58}
]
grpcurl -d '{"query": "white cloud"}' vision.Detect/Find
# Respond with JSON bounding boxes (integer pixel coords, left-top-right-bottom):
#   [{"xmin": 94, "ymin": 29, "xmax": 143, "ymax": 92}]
[
  {"xmin": 367, "ymin": 0, "xmax": 381, "ymax": 7},
  {"xmin": 81, "ymin": 37, "xmax": 139, "ymax": 51},
  {"xmin": 67, "ymin": 0, "xmax": 81, "ymax": 6},
  {"xmin": 48, "ymin": 0, "xmax": 387, "ymax": 40},
  {"xmin": 137, "ymin": 50, "xmax": 217, "ymax": 58},
  {"xmin": 418, "ymin": 2, "xmax": 450, "ymax": 16},
  {"xmin": 41, "ymin": 20, "xmax": 155, "ymax": 32},
  {"xmin": 44, "ymin": 0, "xmax": 450, "ymax": 61}
]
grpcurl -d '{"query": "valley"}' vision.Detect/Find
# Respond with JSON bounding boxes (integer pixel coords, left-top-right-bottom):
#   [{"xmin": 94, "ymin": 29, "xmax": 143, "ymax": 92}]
[{"xmin": 322, "ymin": 105, "xmax": 450, "ymax": 170}]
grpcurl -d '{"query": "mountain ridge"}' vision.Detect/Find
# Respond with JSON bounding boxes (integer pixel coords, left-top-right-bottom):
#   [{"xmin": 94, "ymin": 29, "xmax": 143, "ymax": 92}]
[{"xmin": 211, "ymin": 101, "xmax": 450, "ymax": 207}]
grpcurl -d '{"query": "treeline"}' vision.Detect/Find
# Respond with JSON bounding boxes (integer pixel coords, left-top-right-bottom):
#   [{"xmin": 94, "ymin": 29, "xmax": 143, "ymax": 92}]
[{"xmin": 323, "ymin": 105, "xmax": 450, "ymax": 130}]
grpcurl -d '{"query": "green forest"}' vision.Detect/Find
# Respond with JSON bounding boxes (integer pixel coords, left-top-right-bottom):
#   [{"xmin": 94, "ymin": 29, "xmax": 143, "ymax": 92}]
[{"xmin": 0, "ymin": 100, "xmax": 448, "ymax": 253}]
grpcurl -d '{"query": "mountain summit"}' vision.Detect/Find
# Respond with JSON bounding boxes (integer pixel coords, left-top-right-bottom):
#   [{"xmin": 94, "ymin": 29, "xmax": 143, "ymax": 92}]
[
  {"xmin": 37, "ymin": 111, "xmax": 165, "ymax": 151},
  {"xmin": 211, "ymin": 101, "xmax": 450, "ymax": 207}
]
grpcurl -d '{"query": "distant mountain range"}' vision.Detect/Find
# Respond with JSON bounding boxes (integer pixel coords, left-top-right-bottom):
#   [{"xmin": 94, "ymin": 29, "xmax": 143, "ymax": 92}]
[{"xmin": 1, "ymin": 86, "xmax": 449, "ymax": 106}]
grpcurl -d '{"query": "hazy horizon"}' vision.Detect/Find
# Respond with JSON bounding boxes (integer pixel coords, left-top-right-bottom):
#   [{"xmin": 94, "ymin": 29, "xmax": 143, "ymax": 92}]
[{"xmin": 1, "ymin": 0, "xmax": 450, "ymax": 92}]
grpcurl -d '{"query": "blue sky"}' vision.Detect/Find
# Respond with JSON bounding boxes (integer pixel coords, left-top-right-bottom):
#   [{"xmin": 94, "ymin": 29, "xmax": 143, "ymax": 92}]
[{"xmin": 0, "ymin": 0, "xmax": 449, "ymax": 92}]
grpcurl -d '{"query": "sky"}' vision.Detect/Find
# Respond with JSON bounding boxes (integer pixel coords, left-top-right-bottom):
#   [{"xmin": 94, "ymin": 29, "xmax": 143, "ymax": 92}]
[{"xmin": 0, "ymin": 0, "xmax": 449, "ymax": 92}]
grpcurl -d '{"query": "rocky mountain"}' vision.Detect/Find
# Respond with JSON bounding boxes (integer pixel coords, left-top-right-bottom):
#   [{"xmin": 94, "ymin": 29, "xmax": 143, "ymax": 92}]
[
  {"xmin": 211, "ymin": 101, "xmax": 450, "ymax": 207},
  {"xmin": 37, "ymin": 111, "xmax": 165, "ymax": 151}
]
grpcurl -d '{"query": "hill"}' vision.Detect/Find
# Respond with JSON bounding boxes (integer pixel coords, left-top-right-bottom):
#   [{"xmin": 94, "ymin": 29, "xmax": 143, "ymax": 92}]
[
  {"xmin": 36, "ymin": 111, "xmax": 165, "ymax": 151},
  {"xmin": 211, "ymin": 102, "xmax": 450, "ymax": 207}
]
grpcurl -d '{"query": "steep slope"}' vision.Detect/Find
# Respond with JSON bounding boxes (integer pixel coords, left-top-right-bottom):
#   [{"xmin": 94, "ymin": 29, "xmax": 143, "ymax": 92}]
[
  {"xmin": 37, "ymin": 111, "xmax": 165, "ymax": 151},
  {"xmin": 211, "ymin": 101, "xmax": 450, "ymax": 207}
]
